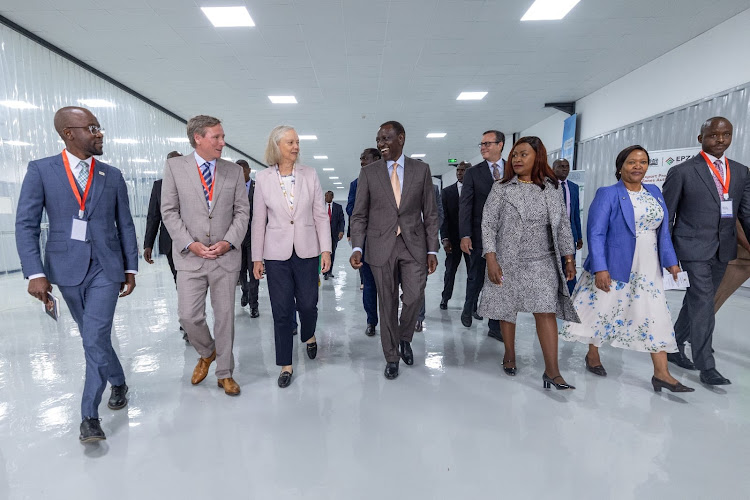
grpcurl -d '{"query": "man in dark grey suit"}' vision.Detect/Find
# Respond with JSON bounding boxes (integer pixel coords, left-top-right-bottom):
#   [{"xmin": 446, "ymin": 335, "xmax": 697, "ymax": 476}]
[
  {"xmin": 350, "ymin": 121, "xmax": 439, "ymax": 380},
  {"xmin": 663, "ymin": 116, "xmax": 750, "ymax": 386},
  {"xmin": 459, "ymin": 130, "xmax": 505, "ymax": 341},
  {"xmin": 144, "ymin": 151, "xmax": 182, "ymax": 283}
]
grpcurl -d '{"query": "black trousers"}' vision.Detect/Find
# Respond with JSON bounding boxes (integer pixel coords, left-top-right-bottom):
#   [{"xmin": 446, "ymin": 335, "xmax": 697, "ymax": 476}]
[
  {"xmin": 240, "ymin": 244, "xmax": 259, "ymax": 308},
  {"xmin": 463, "ymin": 249, "xmax": 485, "ymax": 314},
  {"xmin": 165, "ymin": 250, "xmax": 177, "ymax": 283},
  {"xmin": 441, "ymin": 244, "xmax": 471, "ymax": 302},
  {"xmin": 265, "ymin": 250, "xmax": 319, "ymax": 366},
  {"xmin": 326, "ymin": 235, "xmax": 339, "ymax": 275},
  {"xmin": 674, "ymin": 257, "xmax": 728, "ymax": 371}
]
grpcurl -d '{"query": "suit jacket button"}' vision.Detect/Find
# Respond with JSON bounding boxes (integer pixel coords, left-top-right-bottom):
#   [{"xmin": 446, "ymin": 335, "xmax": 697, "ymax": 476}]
[
  {"xmin": 290, "ymin": 221, "xmax": 294, "ymax": 224},
  {"xmin": 206, "ymin": 234, "xmax": 210, "ymax": 238},
  {"xmin": 209, "ymin": 215, "xmax": 212, "ymax": 219}
]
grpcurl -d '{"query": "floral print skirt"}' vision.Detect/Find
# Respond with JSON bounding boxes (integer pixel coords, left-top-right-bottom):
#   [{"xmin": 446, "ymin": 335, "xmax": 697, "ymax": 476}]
[{"xmin": 559, "ymin": 230, "xmax": 677, "ymax": 353}]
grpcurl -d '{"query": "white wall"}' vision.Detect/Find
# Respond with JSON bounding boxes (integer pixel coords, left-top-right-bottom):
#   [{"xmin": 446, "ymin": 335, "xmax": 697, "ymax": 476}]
[
  {"xmin": 520, "ymin": 8, "xmax": 750, "ymax": 143},
  {"xmin": 519, "ymin": 111, "xmax": 568, "ymax": 150}
]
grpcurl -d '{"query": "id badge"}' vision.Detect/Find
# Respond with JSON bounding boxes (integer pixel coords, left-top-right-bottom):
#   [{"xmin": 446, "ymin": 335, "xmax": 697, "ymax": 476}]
[
  {"xmin": 71, "ymin": 217, "xmax": 87, "ymax": 241},
  {"xmin": 720, "ymin": 199, "xmax": 733, "ymax": 218}
]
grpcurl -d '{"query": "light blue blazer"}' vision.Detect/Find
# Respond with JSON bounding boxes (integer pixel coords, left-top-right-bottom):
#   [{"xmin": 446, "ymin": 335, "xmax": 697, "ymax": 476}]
[
  {"xmin": 583, "ymin": 180, "xmax": 677, "ymax": 283},
  {"xmin": 15, "ymin": 153, "xmax": 139, "ymax": 287}
]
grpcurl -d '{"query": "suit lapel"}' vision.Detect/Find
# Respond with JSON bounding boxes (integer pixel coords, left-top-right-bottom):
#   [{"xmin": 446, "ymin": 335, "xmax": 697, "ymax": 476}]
[
  {"xmin": 52, "ymin": 154, "xmax": 78, "ymax": 205},
  {"xmin": 693, "ymin": 156, "xmax": 721, "ymax": 205},
  {"xmin": 616, "ymin": 181, "xmax": 636, "ymax": 235},
  {"xmin": 375, "ymin": 160, "xmax": 398, "ymax": 210},
  {"xmin": 292, "ymin": 165, "xmax": 303, "ymax": 216},
  {"xmin": 209, "ymin": 160, "xmax": 228, "ymax": 215},
  {"xmin": 84, "ymin": 159, "xmax": 107, "ymax": 216},
  {"xmin": 400, "ymin": 157, "xmax": 416, "ymax": 206},
  {"xmin": 186, "ymin": 155, "xmax": 209, "ymax": 208}
]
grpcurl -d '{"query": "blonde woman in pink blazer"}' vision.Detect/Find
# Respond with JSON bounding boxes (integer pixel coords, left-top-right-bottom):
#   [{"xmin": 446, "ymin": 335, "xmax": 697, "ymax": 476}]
[{"xmin": 252, "ymin": 125, "xmax": 332, "ymax": 388}]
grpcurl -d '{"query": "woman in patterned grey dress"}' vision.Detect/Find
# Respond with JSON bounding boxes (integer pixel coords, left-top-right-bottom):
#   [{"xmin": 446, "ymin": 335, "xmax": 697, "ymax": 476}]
[{"xmin": 478, "ymin": 136, "xmax": 580, "ymax": 390}]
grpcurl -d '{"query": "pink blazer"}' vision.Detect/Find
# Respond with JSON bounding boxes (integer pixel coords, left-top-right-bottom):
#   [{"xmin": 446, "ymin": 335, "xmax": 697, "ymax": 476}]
[{"xmin": 252, "ymin": 164, "xmax": 332, "ymax": 261}]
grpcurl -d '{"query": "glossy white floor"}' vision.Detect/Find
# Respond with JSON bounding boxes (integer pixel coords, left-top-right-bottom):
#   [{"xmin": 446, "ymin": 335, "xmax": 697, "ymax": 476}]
[{"xmin": 0, "ymin": 254, "xmax": 748, "ymax": 500}]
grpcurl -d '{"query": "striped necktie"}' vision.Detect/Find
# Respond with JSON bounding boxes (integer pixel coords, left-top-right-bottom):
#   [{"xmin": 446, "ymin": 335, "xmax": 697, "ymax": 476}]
[{"xmin": 201, "ymin": 162, "xmax": 213, "ymax": 207}]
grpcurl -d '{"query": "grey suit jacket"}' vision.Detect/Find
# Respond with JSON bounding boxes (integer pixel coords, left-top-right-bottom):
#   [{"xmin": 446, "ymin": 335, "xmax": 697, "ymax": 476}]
[
  {"xmin": 663, "ymin": 154, "xmax": 750, "ymax": 263},
  {"xmin": 350, "ymin": 157, "xmax": 439, "ymax": 267},
  {"xmin": 161, "ymin": 153, "xmax": 250, "ymax": 272}
]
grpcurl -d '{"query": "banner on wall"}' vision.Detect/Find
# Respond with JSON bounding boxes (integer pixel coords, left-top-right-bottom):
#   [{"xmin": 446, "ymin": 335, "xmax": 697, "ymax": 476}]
[
  {"xmin": 643, "ymin": 147, "xmax": 701, "ymax": 189},
  {"xmin": 561, "ymin": 114, "xmax": 577, "ymax": 164}
]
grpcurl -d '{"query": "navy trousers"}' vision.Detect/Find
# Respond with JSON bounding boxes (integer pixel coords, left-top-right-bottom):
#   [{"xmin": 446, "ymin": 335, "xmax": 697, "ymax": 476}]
[
  {"xmin": 58, "ymin": 257, "xmax": 125, "ymax": 419},
  {"xmin": 361, "ymin": 260, "xmax": 378, "ymax": 326},
  {"xmin": 265, "ymin": 250, "xmax": 319, "ymax": 366}
]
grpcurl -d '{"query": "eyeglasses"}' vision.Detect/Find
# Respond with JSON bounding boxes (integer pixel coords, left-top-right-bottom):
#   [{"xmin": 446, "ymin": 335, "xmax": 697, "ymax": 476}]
[
  {"xmin": 478, "ymin": 141, "xmax": 500, "ymax": 148},
  {"xmin": 66, "ymin": 125, "xmax": 105, "ymax": 135}
]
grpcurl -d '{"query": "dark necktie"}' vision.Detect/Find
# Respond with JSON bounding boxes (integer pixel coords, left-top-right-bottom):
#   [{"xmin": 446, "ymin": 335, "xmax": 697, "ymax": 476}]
[
  {"xmin": 201, "ymin": 162, "xmax": 212, "ymax": 207},
  {"xmin": 328, "ymin": 203, "xmax": 332, "ymax": 220}
]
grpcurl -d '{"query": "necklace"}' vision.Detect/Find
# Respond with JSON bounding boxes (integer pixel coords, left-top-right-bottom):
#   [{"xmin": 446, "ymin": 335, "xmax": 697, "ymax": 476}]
[{"xmin": 518, "ymin": 179, "xmax": 534, "ymax": 184}]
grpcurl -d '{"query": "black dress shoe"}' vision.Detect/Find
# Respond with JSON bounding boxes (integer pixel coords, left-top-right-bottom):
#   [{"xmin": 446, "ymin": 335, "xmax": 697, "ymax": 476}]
[
  {"xmin": 107, "ymin": 383, "xmax": 128, "ymax": 410},
  {"xmin": 365, "ymin": 324, "xmax": 376, "ymax": 337},
  {"xmin": 667, "ymin": 352, "xmax": 696, "ymax": 370},
  {"xmin": 414, "ymin": 321, "xmax": 423, "ymax": 332},
  {"xmin": 439, "ymin": 300, "xmax": 448, "ymax": 310},
  {"xmin": 502, "ymin": 359, "xmax": 516, "ymax": 376},
  {"xmin": 585, "ymin": 355, "xmax": 607, "ymax": 377},
  {"xmin": 700, "ymin": 368, "xmax": 731, "ymax": 385},
  {"xmin": 384, "ymin": 361, "xmax": 399, "ymax": 380},
  {"xmin": 240, "ymin": 293, "xmax": 249, "ymax": 307},
  {"xmin": 278, "ymin": 370, "xmax": 293, "ymax": 388},
  {"xmin": 472, "ymin": 312, "xmax": 483, "ymax": 321},
  {"xmin": 652, "ymin": 376, "xmax": 695, "ymax": 392},
  {"xmin": 306, "ymin": 341, "xmax": 317, "ymax": 360},
  {"xmin": 488, "ymin": 329, "xmax": 503, "ymax": 342},
  {"xmin": 324, "ymin": 274, "xmax": 329, "ymax": 280},
  {"xmin": 399, "ymin": 340, "xmax": 414, "ymax": 365},
  {"xmin": 79, "ymin": 418, "xmax": 106, "ymax": 443},
  {"xmin": 250, "ymin": 307, "xmax": 259, "ymax": 318},
  {"xmin": 460, "ymin": 311, "xmax": 472, "ymax": 327}
]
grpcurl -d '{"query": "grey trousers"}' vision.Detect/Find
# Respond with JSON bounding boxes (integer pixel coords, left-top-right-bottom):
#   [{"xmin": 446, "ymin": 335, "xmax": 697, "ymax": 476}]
[
  {"xmin": 177, "ymin": 259, "xmax": 239, "ymax": 379},
  {"xmin": 369, "ymin": 235, "xmax": 427, "ymax": 363},
  {"xmin": 674, "ymin": 257, "xmax": 728, "ymax": 371}
]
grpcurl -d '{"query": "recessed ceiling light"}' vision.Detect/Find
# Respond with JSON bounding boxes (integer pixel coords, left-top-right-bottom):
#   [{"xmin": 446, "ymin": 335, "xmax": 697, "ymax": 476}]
[
  {"xmin": 411, "ymin": 154, "xmax": 426, "ymax": 158},
  {"xmin": 113, "ymin": 139, "xmax": 139, "ymax": 144},
  {"xmin": 333, "ymin": 182, "xmax": 342, "ymax": 185},
  {"xmin": 167, "ymin": 137, "xmax": 190, "ymax": 143},
  {"xmin": 521, "ymin": 0, "xmax": 580, "ymax": 21},
  {"xmin": 142, "ymin": 170, "xmax": 158, "ymax": 175},
  {"xmin": 313, "ymin": 155, "xmax": 328, "ymax": 160},
  {"xmin": 456, "ymin": 92, "xmax": 487, "ymax": 101},
  {"xmin": 322, "ymin": 168, "xmax": 335, "ymax": 171},
  {"xmin": 78, "ymin": 99, "xmax": 116, "ymax": 108},
  {"xmin": 3, "ymin": 140, "xmax": 33, "ymax": 146},
  {"xmin": 132, "ymin": 159, "xmax": 150, "ymax": 163},
  {"xmin": 268, "ymin": 96, "xmax": 297, "ymax": 104},
  {"xmin": 0, "ymin": 100, "xmax": 38, "ymax": 110},
  {"xmin": 336, "ymin": 186, "xmax": 345, "ymax": 189},
  {"xmin": 201, "ymin": 6, "xmax": 255, "ymax": 27},
  {"xmin": 299, "ymin": 135, "xmax": 317, "ymax": 140},
  {"xmin": 426, "ymin": 133, "xmax": 446, "ymax": 138},
  {"xmin": 329, "ymin": 177, "xmax": 339, "ymax": 179}
]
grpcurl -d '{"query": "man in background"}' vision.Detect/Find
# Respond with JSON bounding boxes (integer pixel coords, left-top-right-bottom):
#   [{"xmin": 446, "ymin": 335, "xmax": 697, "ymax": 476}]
[
  {"xmin": 552, "ymin": 158, "xmax": 583, "ymax": 294},
  {"xmin": 237, "ymin": 159, "xmax": 259, "ymax": 318},
  {"xmin": 440, "ymin": 161, "xmax": 471, "ymax": 310},
  {"xmin": 324, "ymin": 190, "xmax": 345, "ymax": 280}
]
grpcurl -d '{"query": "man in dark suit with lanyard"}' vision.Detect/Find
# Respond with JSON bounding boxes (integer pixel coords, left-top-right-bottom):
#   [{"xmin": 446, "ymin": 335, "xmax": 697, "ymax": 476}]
[
  {"xmin": 663, "ymin": 116, "xmax": 750, "ymax": 386},
  {"xmin": 459, "ymin": 130, "xmax": 505, "ymax": 341},
  {"xmin": 553, "ymin": 158, "xmax": 583, "ymax": 294}
]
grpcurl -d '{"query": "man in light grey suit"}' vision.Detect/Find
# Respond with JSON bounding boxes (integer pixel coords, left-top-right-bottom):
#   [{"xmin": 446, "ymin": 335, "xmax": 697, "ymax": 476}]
[
  {"xmin": 350, "ymin": 121, "xmax": 439, "ymax": 380},
  {"xmin": 663, "ymin": 116, "xmax": 750, "ymax": 386},
  {"xmin": 161, "ymin": 115, "xmax": 250, "ymax": 395}
]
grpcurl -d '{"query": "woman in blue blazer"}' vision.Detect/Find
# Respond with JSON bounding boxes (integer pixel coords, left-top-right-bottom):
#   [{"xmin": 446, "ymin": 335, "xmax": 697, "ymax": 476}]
[{"xmin": 560, "ymin": 145, "xmax": 694, "ymax": 393}]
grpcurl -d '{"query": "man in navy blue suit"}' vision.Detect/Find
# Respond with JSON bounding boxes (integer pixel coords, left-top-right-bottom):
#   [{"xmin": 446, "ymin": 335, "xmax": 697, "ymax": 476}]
[
  {"xmin": 347, "ymin": 148, "xmax": 380, "ymax": 336},
  {"xmin": 553, "ymin": 159, "xmax": 583, "ymax": 294},
  {"xmin": 324, "ymin": 190, "xmax": 345, "ymax": 279},
  {"xmin": 15, "ymin": 107, "xmax": 139, "ymax": 443}
]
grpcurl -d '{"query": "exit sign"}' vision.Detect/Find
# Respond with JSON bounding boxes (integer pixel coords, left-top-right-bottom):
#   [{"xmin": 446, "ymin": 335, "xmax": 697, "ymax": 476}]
[{"xmin": 448, "ymin": 159, "xmax": 458, "ymax": 164}]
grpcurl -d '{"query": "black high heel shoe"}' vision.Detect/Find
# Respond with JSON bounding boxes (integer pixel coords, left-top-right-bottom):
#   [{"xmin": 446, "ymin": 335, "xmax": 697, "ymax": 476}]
[
  {"xmin": 652, "ymin": 376, "xmax": 694, "ymax": 393},
  {"xmin": 585, "ymin": 355, "xmax": 607, "ymax": 377},
  {"xmin": 543, "ymin": 373, "xmax": 575, "ymax": 390},
  {"xmin": 306, "ymin": 341, "xmax": 317, "ymax": 360},
  {"xmin": 502, "ymin": 359, "xmax": 516, "ymax": 376}
]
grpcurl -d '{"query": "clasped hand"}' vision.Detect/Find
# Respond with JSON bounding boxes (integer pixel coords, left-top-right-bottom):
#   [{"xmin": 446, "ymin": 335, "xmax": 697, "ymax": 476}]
[{"xmin": 188, "ymin": 241, "xmax": 231, "ymax": 259}]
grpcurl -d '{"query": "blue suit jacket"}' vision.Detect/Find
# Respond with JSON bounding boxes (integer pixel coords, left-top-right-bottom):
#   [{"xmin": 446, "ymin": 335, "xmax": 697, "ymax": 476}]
[
  {"xmin": 584, "ymin": 181, "xmax": 677, "ymax": 283},
  {"xmin": 566, "ymin": 180, "xmax": 582, "ymax": 243},
  {"xmin": 15, "ymin": 153, "xmax": 139, "ymax": 287}
]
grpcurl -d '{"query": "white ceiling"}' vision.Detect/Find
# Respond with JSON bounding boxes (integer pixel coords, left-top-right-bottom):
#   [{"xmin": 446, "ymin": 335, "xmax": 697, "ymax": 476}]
[{"xmin": 2, "ymin": 0, "xmax": 749, "ymax": 191}]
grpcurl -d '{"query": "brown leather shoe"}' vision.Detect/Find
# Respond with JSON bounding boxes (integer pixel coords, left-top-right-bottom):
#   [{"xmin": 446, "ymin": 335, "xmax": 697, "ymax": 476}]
[
  {"xmin": 191, "ymin": 351, "xmax": 216, "ymax": 385},
  {"xmin": 217, "ymin": 377, "xmax": 241, "ymax": 396}
]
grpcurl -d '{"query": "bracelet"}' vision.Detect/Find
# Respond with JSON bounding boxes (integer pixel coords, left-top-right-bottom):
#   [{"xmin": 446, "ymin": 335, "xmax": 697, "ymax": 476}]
[{"xmin": 565, "ymin": 258, "xmax": 574, "ymax": 263}]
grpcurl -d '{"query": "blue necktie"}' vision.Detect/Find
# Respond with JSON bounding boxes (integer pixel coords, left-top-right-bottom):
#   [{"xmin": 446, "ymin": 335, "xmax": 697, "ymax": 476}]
[{"xmin": 201, "ymin": 162, "xmax": 212, "ymax": 207}]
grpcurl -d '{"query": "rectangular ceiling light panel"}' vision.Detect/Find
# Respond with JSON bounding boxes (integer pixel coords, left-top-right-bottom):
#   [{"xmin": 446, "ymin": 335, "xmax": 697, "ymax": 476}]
[
  {"xmin": 201, "ymin": 7, "xmax": 255, "ymax": 27},
  {"xmin": 268, "ymin": 96, "xmax": 297, "ymax": 104},
  {"xmin": 78, "ymin": 99, "xmax": 116, "ymax": 108},
  {"xmin": 410, "ymin": 154, "xmax": 426, "ymax": 158},
  {"xmin": 313, "ymin": 155, "xmax": 328, "ymax": 159},
  {"xmin": 521, "ymin": 0, "xmax": 580, "ymax": 21},
  {"xmin": 456, "ymin": 92, "xmax": 487, "ymax": 101},
  {"xmin": 0, "ymin": 100, "xmax": 38, "ymax": 109},
  {"xmin": 299, "ymin": 135, "xmax": 317, "ymax": 140},
  {"xmin": 426, "ymin": 133, "xmax": 446, "ymax": 138}
]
